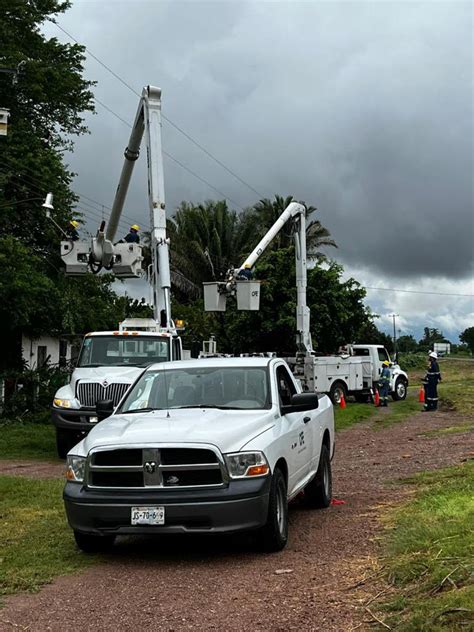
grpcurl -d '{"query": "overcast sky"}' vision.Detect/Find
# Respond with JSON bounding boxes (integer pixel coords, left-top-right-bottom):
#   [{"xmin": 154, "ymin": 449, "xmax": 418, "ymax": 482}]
[{"xmin": 44, "ymin": 0, "xmax": 473, "ymax": 343}]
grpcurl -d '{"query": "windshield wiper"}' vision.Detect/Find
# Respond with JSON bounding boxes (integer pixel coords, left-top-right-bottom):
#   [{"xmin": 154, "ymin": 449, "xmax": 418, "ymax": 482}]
[
  {"xmin": 121, "ymin": 407, "xmax": 161, "ymax": 414},
  {"xmin": 172, "ymin": 404, "xmax": 241, "ymax": 410}
]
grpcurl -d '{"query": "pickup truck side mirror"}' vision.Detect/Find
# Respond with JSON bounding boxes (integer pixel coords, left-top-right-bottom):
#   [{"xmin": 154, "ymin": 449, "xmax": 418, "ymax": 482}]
[
  {"xmin": 281, "ymin": 392, "xmax": 319, "ymax": 415},
  {"xmin": 96, "ymin": 398, "xmax": 115, "ymax": 421}
]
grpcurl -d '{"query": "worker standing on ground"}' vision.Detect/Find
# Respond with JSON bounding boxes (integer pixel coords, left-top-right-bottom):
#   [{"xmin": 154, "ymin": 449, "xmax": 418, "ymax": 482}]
[
  {"xmin": 124, "ymin": 224, "xmax": 140, "ymax": 243},
  {"xmin": 423, "ymin": 351, "xmax": 442, "ymax": 411},
  {"xmin": 378, "ymin": 360, "xmax": 391, "ymax": 407},
  {"xmin": 65, "ymin": 220, "xmax": 80, "ymax": 241}
]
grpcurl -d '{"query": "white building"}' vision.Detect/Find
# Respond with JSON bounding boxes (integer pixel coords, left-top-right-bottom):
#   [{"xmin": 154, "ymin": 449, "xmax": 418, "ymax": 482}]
[{"xmin": 22, "ymin": 335, "xmax": 74, "ymax": 369}]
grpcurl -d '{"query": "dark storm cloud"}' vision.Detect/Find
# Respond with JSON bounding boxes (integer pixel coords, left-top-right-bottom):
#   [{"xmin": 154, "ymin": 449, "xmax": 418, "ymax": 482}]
[{"xmin": 52, "ymin": 0, "xmax": 472, "ymax": 280}]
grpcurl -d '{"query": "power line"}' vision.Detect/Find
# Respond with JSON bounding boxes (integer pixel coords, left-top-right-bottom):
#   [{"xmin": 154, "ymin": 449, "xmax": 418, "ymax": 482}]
[
  {"xmin": 364, "ymin": 286, "xmax": 474, "ymax": 298},
  {"xmin": 53, "ymin": 21, "xmax": 267, "ymax": 199},
  {"xmin": 93, "ymin": 96, "xmax": 246, "ymax": 210}
]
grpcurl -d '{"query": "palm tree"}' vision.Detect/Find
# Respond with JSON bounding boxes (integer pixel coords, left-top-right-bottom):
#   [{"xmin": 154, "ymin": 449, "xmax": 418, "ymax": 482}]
[{"xmin": 249, "ymin": 195, "xmax": 337, "ymax": 261}]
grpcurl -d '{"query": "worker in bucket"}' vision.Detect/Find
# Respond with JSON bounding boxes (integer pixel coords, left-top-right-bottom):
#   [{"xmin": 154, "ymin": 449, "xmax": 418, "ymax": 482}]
[
  {"xmin": 422, "ymin": 351, "xmax": 442, "ymax": 411},
  {"xmin": 237, "ymin": 263, "xmax": 253, "ymax": 280},
  {"xmin": 378, "ymin": 360, "xmax": 391, "ymax": 407},
  {"xmin": 65, "ymin": 220, "xmax": 80, "ymax": 241},
  {"xmin": 124, "ymin": 224, "xmax": 140, "ymax": 244}
]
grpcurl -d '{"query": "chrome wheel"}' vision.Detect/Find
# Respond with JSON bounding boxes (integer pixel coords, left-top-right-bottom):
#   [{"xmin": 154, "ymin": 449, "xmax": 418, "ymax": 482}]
[{"xmin": 397, "ymin": 381, "xmax": 406, "ymax": 399}]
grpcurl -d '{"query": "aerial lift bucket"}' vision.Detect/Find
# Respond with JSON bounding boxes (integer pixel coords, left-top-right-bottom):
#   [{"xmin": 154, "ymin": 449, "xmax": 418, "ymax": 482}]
[
  {"xmin": 112, "ymin": 243, "xmax": 143, "ymax": 278},
  {"xmin": 60, "ymin": 240, "xmax": 90, "ymax": 275},
  {"xmin": 236, "ymin": 280, "xmax": 261, "ymax": 310},
  {"xmin": 203, "ymin": 282, "xmax": 227, "ymax": 312}
]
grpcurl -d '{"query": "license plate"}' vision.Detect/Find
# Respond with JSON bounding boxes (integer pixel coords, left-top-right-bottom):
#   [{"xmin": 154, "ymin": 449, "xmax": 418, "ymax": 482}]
[{"xmin": 131, "ymin": 506, "xmax": 165, "ymax": 525}]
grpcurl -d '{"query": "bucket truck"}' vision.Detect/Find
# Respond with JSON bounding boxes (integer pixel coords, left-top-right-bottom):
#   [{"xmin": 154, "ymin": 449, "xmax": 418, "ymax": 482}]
[
  {"xmin": 203, "ymin": 203, "xmax": 408, "ymax": 404},
  {"xmin": 52, "ymin": 86, "xmax": 183, "ymax": 458}
]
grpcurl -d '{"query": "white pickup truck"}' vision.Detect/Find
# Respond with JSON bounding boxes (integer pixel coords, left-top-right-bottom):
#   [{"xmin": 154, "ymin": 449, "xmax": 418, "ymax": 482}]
[{"xmin": 64, "ymin": 357, "xmax": 335, "ymax": 553}]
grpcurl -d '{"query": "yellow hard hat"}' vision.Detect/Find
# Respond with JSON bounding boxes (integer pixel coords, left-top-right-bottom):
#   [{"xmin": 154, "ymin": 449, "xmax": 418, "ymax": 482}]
[
  {"xmin": 244, "ymin": 263, "xmax": 252, "ymax": 269},
  {"xmin": 383, "ymin": 360, "xmax": 390, "ymax": 366},
  {"xmin": 131, "ymin": 224, "xmax": 140, "ymax": 231},
  {"xmin": 70, "ymin": 220, "xmax": 80, "ymax": 228}
]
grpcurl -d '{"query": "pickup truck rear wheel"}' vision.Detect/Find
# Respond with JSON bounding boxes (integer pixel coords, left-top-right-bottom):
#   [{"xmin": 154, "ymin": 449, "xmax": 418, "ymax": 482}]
[
  {"xmin": 258, "ymin": 468, "xmax": 288, "ymax": 552},
  {"xmin": 329, "ymin": 381, "xmax": 347, "ymax": 406},
  {"xmin": 74, "ymin": 531, "xmax": 116, "ymax": 554},
  {"xmin": 304, "ymin": 445, "xmax": 332, "ymax": 508},
  {"xmin": 392, "ymin": 377, "xmax": 408, "ymax": 401}
]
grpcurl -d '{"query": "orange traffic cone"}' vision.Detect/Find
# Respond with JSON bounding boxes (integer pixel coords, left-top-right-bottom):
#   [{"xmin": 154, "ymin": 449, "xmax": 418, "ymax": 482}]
[
  {"xmin": 340, "ymin": 394, "xmax": 346, "ymax": 409},
  {"xmin": 374, "ymin": 389, "xmax": 380, "ymax": 407},
  {"xmin": 419, "ymin": 386, "xmax": 425, "ymax": 403}
]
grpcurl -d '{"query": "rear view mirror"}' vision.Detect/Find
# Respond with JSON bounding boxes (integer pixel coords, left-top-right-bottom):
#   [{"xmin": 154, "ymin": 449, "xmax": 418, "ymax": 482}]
[
  {"xmin": 281, "ymin": 393, "xmax": 319, "ymax": 415},
  {"xmin": 96, "ymin": 399, "xmax": 114, "ymax": 421}
]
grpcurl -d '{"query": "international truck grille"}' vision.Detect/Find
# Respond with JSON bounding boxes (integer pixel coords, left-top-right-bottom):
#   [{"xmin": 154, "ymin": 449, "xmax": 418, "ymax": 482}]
[
  {"xmin": 87, "ymin": 447, "xmax": 225, "ymax": 489},
  {"xmin": 76, "ymin": 382, "xmax": 130, "ymax": 408}
]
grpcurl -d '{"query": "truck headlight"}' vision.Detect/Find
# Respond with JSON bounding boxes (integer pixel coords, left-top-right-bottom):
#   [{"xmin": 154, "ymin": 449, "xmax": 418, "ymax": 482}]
[
  {"xmin": 224, "ymin": 452, "xmax": 270, "ymax": 478},
  {"xmin": 53, "ymin": 398, "xmax": 72, "ymax": 408},
  {"xmin": 66, "ymin": 455, "xmax": 86, "ymax": 483}
]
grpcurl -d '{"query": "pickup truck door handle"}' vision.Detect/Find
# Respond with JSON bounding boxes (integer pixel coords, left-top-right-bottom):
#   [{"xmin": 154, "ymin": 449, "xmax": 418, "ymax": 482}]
[{"xmin": 303, "ymin": 416, "xmax": 311, "ymax": 424}]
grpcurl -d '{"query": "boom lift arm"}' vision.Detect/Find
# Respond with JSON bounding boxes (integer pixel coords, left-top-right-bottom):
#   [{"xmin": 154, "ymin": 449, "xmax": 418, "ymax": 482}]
[
  {"xmin": 209, "ymin": 201, "xmax": 313, "ymax": 354},
  {"xmin": 58, "ymin": 86, "xmax": 173, "ymax": 330}
]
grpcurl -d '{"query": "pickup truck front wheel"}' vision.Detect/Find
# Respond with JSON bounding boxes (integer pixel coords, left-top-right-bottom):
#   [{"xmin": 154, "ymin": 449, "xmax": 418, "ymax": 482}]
[
  {"xmin": 74, "ymin": 531, "xmax": 116, "ymax": 554},
  {"xmin": 304, "ymin": 445, "xmax": 332, "ymax": 508},
  {"xmin": 258, "ymin": 467, "xmax": 288, "ymax": 552}
]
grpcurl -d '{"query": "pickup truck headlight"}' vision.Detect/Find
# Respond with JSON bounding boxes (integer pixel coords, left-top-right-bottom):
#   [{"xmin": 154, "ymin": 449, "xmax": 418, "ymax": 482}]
[
  {"xmin": 224, "ymin": 451, "xmax": 270, "ymax": 478},
  {"xmin": 66, "ymin": 455, "xmax": 86, "ymax": 483}
]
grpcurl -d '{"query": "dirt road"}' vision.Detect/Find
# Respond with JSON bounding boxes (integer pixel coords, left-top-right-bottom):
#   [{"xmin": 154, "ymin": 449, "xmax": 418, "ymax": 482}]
[{"xmin": 1, "ymin": 410, "xmax": 472, "ymax": 632}]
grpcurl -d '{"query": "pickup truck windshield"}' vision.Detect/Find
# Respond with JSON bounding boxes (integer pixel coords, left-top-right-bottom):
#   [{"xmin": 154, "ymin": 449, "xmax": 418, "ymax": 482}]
[
  {"xmin": 78, "ymin": 336, "xmax": 170, "ymax": 367},
  {"xmin": 120, "ymin": 366, "xmax": 271, "ymax": 411}
]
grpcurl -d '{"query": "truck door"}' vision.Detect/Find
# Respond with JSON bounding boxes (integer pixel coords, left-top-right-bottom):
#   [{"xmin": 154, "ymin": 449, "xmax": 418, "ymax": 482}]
[
  {"xmin": 276, "ymin": 365, "xmax": 312, "ymax": 494},
  {"xmin": 375, "ymin": 347, "xmax": 391, "ymax": 381}
]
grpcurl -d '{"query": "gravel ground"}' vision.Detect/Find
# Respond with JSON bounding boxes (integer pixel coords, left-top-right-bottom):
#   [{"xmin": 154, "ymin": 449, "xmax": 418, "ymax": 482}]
[{"xmin": 1, "ymin": 410, "xmax": 473, "ymax": 632}]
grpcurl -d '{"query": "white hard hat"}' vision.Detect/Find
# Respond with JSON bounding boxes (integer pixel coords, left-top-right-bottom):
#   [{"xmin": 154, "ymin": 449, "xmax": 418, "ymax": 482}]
[{"xmin": 429, "ymin": 351, "xmax": 438, "ymax": 359}]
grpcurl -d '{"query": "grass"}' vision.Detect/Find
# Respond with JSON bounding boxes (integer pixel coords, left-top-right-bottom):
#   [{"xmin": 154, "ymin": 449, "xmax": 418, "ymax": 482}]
[
  {"xmin": 373, "ymin": 394, "xmax": 421, "ymax": 429},
  {"xmin": 422, "ymin": 422, "xmax": 474, "ymax": 438},
  {"xmin": 0, "ymin": 476, "xmax": 97, "ymax": 601},
  {"xmin": 334, "ymin": 401, "xmax": 376, "ymax": 431},
  {"xmin": 437, "ymin": 359, "xmax": 474, "ymax": 417},
  {"xmin": 373, "ymin": 462, "xmax": 474, "ymax": 631},
  {"xmin": 0, "ymin": 422, "xmax": 57, "ymax": 461}
]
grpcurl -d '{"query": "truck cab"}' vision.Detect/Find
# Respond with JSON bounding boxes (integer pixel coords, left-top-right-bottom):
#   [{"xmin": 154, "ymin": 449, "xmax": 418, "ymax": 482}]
[
  {"xmin": 351, "ymin": 344, "xmax": 409, "ymax": 400},
  {"xmin": 52, "ymin": 326, "xmax": 182, "ymax": 458}
]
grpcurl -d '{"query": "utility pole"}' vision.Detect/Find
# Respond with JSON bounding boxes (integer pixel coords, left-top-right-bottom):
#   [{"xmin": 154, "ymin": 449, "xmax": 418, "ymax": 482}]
[{"xmin": 389, "ymin": 314, "xmax": 399, "ymax": 360}]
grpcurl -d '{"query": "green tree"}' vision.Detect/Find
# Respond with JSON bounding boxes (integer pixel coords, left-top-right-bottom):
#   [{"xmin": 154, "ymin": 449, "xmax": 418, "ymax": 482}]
[
  {"xmin": 209, "ymin": 248, "xmax": 380, "ymax": 355},
  {"xmin": 418, "ymin": 327, "xmax": 447, "ymax": 351},
  {"xmin": 397, "ymin": 334, "xmax": 418, "ymax": 353},
  {"xmin": 0, "ymin": 0, "xmax": 94, "ymax": 250},
  {"xmin": 460, "ymin": 327, "xmax": 474, "ymax": 354},
  {"xmin": 247, "ymin": 195, "xmax": 337, "ymax": 260}
]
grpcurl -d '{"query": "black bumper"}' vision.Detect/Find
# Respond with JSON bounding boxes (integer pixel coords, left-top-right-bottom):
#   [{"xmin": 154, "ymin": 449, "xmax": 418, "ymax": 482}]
[
  {"xmin": 64, "ymin": 477, "xmax": 271, "ymax": 536},
  {"xmin": 51, "ymin": 407, "xmax": 99, "ymax": 434}
]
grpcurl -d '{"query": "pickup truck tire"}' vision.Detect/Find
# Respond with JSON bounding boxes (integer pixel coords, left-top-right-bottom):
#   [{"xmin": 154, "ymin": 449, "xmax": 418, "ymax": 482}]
[
  {"xmin": 74, "ymin": 531, "xmax": 116, "ymax": 553},
  {"xmin": 257, "ymin": 468, "xmax": 288, "ymax": 552},
  {"xmin": 329, "ymin": 381, "xmax": 347, "ymax": 406},
  {"xmin": 56, "ymin": 429, "xmax": 76, "ymax": 460},
  {"xmin": 304, "ymin": 445, "xmax": 332, "ymax": 508},
  {"xmin": 392, "ymin": 377, "xmax": 408, "ymax": 401}
]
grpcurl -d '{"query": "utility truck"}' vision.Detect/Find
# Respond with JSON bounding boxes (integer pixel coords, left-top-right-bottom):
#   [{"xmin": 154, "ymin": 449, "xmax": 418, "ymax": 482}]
[
  {"xmin": 64, "ymin": 357, "xmax": 335, "ymax": 553},
  {"xmin": 51, "ymin": 87, "xmax": 182, "ymax": 457},
  {"xmin": 202, "ymin": 202, "xmax": 408, "ymax": 403},
  {"xmin": 308, "ymin": 344, "xmax": 408, "ymax": 404}
]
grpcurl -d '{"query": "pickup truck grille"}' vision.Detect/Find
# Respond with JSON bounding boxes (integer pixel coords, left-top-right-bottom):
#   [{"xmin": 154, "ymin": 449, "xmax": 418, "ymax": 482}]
[
  {"xmin": 76, "ymin": 382, "xmax": 130, "ymax": 408},
  {"xmin": 87, "ymin": 447, "xmax": 225, "ymax": 489}
]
